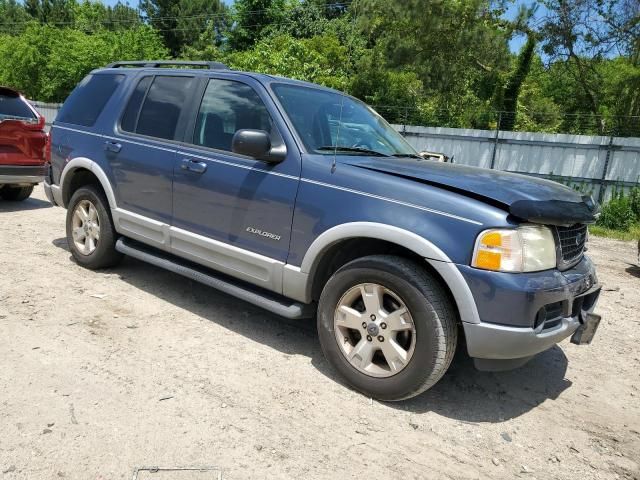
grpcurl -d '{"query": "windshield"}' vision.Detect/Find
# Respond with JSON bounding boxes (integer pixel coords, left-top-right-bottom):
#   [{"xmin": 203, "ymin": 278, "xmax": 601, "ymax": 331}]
[{"xmin": 272, "ymin": 84, "xmax": 418, "ymax": 157}]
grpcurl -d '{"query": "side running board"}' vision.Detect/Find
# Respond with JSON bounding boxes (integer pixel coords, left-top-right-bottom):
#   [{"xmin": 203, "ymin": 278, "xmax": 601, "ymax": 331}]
[{"xmin": 115, "ymin": 238, "xmax": 315, "ymax": 319}]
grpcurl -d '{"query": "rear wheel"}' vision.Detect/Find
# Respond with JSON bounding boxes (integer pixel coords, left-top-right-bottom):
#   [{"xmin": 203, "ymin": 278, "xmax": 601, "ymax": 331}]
[
  {"xmin": 0, "ymin": 185, "xmax": 34, "ymax": 201},
  {"xmin": 66, "ymin": 185, "xmax": 122, "ymax": 269},
  {"xmin": 317, "ymin": 255, "xmax": 458, "ymax": 401}
]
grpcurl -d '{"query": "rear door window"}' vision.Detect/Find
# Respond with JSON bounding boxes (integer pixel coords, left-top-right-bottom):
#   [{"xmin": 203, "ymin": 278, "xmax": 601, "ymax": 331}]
[
  {"xmin": 191, "ymin": 79, "xmax": 274, "ymax": 152},
  {"xmin": 121, "ymin": 75, "xmax": 195, "ymax": 141},
  {"xmin": 120, "ymin": 76, "xmax": 152, "ymax": 133},
  {"xmin": 0, "ymin": 88, "xmax": 36, "ymax": 121},
  {"xmin": 57, "ymin": 74, "xmax": 124, "ymax": 127}
]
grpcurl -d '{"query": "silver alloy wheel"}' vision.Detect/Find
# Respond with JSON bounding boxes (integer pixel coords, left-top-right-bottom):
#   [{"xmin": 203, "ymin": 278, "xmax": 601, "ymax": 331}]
[
  {"xmin": 71, "ymin": 199, "xmax": 100, "ymax": 255},
  {"xmin": 334, "ymin": 283, "xmax": 417, "ymax": 378}
]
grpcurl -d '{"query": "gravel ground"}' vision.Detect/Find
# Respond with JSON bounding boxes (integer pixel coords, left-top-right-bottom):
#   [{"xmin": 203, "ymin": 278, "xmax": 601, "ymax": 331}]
[{"xmin": 1, "ymin": 186, "xmax": 639, "ymax": 480}]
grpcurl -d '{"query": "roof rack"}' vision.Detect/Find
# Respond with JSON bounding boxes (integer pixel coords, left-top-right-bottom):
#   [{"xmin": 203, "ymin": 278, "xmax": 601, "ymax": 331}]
[{"xmin": 105, "ymin": 60, "xmax": 229, "ymax": 70}]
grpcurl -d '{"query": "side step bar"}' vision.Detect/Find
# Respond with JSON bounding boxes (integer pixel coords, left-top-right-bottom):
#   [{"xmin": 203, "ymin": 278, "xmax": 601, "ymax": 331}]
[{"xmin": 115, "ymin": 238, "xmax": 315, "ymax": 319}]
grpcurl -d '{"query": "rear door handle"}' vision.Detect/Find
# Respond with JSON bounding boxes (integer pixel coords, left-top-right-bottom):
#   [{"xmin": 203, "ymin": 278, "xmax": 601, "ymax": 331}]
[
  {"xmin": 180, "ymin": 158, "xmax": 207, "ymax": 174},
  {"xmin": 104, "ymin": 141, "xmax": 122, "ymax": 153}
]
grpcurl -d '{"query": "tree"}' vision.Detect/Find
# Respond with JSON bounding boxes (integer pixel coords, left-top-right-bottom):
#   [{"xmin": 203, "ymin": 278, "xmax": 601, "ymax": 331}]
[
  {"xmin": 350, "ymin": 49, "xmax": 424, "ymax": 123},
  {"xmin": 0, "ymin": 0, "xmax": 31, "ymax": 34},
  {"xmin": 540, "ymin": 0, "xmax": 640, "ymax": 133},
  {"xmin": 497, "ymin": 35, "xmax": 537, "ymax": 130},
  {"xmin": 357, "ymin": 0, "xmax": 511, "ymax": 125},
  {"xmin": 24, "ymin": 0, "xmax": 76, "ymax": 25},
  {"xmin": 73, "ymin": 1, "xmax": 141, "ymax": 31},
  {"xmin": 226, "ymin": 0, "xmax": 288, "ymax": 51},
  {"xmin": 225, "ymin": 33, "xmax": 350, "ymax": 90},
  {"xmin": 0, "ymin": 23, "xmax": 168, "ymax": 101},
  {"xmin": 139, "ymin": 0, "xmax": 227, "ymax": 57},
  {"xmin": 275, "ymin": 0, "xmax": 329, "ymax": 39}
]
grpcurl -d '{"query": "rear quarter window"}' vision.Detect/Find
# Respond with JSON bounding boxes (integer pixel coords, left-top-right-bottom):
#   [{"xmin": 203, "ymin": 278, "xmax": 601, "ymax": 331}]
[
  {"xmin": 0, "ymin": 88, "xmax": 36, "ymax": 121},
  {"xmin": 57, "ymin": 74, "xmax": 124, "ymax": 127}
]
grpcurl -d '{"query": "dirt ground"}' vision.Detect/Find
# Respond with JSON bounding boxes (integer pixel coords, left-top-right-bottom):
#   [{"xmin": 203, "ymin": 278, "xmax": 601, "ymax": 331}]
[{"xmin": 0, "ymin": 186, "xmax": 639, "ymax": 480}]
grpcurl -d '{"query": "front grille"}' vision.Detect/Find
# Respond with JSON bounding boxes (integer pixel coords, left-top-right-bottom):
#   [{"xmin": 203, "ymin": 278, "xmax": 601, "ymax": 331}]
[{"xmin": 556, "ymin": 224, "xmax": 587, "ymax": 267}]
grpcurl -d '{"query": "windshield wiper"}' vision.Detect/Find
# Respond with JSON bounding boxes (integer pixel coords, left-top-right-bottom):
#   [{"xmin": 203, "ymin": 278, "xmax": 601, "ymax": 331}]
[
  {"xmin": 316, "ymin": 146, "xmax": 392, "ymax": 157},
  {"xmin": 392, "ymin": 153, "xmax": 422, "ymax": 159}
]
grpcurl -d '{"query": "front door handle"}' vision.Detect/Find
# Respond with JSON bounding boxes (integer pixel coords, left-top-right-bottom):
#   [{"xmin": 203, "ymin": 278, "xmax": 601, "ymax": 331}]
[
  {"xmin": 180, "ymin": 158, "xmax": 207, "ymax": 174},
  {"xmin": 104, "ymin": 141, "xmax": 122, "ymax": 153}
]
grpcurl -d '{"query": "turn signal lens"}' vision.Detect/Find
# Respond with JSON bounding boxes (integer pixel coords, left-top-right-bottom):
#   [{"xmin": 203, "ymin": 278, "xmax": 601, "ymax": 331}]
[{"xmin": 472, "ymin": 226, "xmax": 556, "ymax": 272}]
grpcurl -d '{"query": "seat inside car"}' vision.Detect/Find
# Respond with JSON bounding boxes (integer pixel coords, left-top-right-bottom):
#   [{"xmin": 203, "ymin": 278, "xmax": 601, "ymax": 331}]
[{"xmin": 201, "ymin": 112, "xmax": 233, "ymax": 151}]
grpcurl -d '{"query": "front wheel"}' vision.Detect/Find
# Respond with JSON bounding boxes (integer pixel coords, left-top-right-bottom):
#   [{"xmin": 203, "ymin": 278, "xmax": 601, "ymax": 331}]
[
  {"xmin": 66, "ymin": 185, "xmax": 122, "ymax": 269},
  {"xmin": 317, "ymin": 255, "xmax": 458, "ymax": 401},
  {"xmin": 0, "ymin": 185, "xmax": 34, "ymax": 201}
]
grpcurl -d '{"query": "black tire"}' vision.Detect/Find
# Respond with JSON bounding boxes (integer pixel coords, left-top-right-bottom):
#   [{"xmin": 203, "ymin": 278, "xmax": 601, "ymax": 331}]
[
  {"xmin": 66, "ymin": 185, "xmax": 122, "ymax": 269},
  {"xmin": 0, "ymin": 185, "xmax": 34, "ymax": 201},
  {"xmin": 317, "ymin": 255, "xmax": 458, "ymax": 401}
]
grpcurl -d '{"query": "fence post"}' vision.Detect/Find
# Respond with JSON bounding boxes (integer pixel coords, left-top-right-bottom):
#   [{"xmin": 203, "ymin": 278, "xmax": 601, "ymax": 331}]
[
  {"xmin": 489, "ymin": 112, "xmax": 501, "ymax": 169},
  {"xmin": 402, "ymin": 106, "xmax": 408, "ymax": 135},
  {"xmin": 597, "ymin": 135, "xmax": 615, "ymax": 204}
]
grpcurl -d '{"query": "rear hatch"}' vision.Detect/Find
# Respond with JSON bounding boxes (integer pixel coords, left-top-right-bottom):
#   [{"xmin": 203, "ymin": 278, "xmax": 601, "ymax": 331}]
[{"xmin": 0, "ymin": 87, "xmax": 47, "ymax": 166}]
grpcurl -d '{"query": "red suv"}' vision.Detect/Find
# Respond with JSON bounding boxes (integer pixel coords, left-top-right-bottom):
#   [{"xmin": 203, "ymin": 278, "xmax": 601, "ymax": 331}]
[{"xmin": 0, "ymin": 87, "xmax": 48, "ymax": 201}]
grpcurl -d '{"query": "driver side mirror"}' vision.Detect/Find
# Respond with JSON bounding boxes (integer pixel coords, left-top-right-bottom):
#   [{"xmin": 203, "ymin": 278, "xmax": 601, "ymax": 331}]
[{"xmin": 232, "ymin": 129, "xmax": 286, "ymax": 163}]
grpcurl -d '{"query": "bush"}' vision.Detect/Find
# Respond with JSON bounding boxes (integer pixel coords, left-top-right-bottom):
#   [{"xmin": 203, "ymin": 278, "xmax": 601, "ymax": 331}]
[
  {"xmin": 629, "ymin": 187, "xmax": 640, "ymax": 219},
  {"xmin": 597, "ymin": 191, "xmax": 638, "ymax": 231}
]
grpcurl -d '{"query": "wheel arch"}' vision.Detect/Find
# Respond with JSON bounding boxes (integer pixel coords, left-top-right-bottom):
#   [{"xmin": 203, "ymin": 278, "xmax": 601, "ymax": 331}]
[
  {"xmin": 284, "ymin": 222, "xmax": 481, "ymax": 324},
  {"xmin": 60, "ymin": 158, "xmax": 116, "ymax": 209}
]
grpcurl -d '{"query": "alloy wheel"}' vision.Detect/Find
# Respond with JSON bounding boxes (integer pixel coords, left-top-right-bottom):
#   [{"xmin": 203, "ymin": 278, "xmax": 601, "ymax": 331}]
[
  {"xmin": 334, "ymin": 283, "xmax": 417, "ymax": 378},
  {"xmin": 71, "ymin": 199, "xmax": 100, "ymax": 255}
]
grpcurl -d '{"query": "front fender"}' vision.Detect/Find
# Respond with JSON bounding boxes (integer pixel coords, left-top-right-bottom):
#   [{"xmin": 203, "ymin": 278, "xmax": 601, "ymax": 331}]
[{"xmin": 282, "ymin": 222, "xmax": 481, "ymax": 324}]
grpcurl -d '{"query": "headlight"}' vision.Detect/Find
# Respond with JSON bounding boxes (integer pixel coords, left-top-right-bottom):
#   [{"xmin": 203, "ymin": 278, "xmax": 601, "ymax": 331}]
[{"xmin": 471, "ymin": 225, "xmax": 557, "ymax": 272}]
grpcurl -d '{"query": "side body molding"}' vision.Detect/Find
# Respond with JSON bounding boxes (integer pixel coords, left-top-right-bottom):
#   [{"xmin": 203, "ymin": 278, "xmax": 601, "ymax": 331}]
[
  {"xmin": 282, "ymin": 222, "xmax": 481, "ymax": 324},
  {"xmin": 58, "ymin": 163, "xmax": 480, "ymax": 325},
  {"xmin": 59, "ymin": 157, "xmax": 118, "ymax": 209}
]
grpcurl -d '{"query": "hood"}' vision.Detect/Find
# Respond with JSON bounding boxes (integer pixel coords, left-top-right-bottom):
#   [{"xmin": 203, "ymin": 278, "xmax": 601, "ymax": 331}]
[{"xmin": 342, "ymin": 157, "xmax": 599, "ymax": 226}]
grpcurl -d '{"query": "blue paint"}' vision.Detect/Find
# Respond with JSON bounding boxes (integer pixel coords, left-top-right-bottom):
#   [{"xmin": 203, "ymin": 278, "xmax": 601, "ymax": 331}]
[{"xmin": 49, "ymin": 65, "xmax": 599, "ymax": 334}]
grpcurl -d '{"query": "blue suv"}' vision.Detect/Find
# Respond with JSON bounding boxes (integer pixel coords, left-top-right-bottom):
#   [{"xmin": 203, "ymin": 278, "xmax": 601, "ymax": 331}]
[{"xmin": 45, "ymin": 61, "xmax": 601, "ymax": 400}]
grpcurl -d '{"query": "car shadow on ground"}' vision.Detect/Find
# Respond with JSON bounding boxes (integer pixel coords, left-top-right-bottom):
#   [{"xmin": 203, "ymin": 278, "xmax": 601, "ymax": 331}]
[
  {"xmin": 51, "ymin": 238, "xmax": 572, "ymax": 423},
  {"xmin": 395, "ymin": 345, "xmax": 570, "ymax": 422},
  {"xmin": 625, "ymin": 264, "xmax": 640, "ymax": 279},
  {"xmin": 0, "ymin": 197, "xmax": 51, "ymax": 212}
]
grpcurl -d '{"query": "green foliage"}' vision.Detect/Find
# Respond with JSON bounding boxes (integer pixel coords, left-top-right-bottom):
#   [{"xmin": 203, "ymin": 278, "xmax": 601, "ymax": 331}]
[
  {"xmin": 0, "ymin": 0, "xmax": 31, "ymax": 34},
  {"xmin": 497, "ymin": 35, "xmax": 536, "ymax": 131},
  {"xmin": 139, "ymin": 0, "xmax": 226, "ymax": 56},
  {"xmin": 597, "ymin": 189, "xmax": 640, "ymax": 232},
  {"xmin": 0, "ymin": 23, "xmax": 168, "ymax": 101},
  {"xmin": 225, "ymin": 33, "xmax": 350, "ymax": 90},
  {"xmin": 0, "ymin": 0, "xmax": 637, "ymax": 139},
  {"xmin": 589, "ymin": 223, "xmax": 640, "ymax": 241},
  {"xmin": 629, "ymin": 188, "xmax": 640, "ymax": 219},
  {"xmin": 73, "ymin": 1, "xmax": 141, "ymax": 31},
  {"xmin": 349, "ymin": 49, "xmax": 426, "ymax": 123},
  {"xmin": 359, "ymin": 0, "xmax": 509, "ymax": 102},
  {"xmin": 227, "ymin": 0, "xmax": 288, "ymax": 51}
]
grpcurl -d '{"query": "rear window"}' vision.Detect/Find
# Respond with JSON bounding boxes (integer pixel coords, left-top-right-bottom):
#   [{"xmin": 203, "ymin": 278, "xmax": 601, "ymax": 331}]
[
  {"xmin": 57, "ymin": 74, "xmax": 124, "ymax": 127},
  {"xmin": 120, "ymin": 75, "xmax": 194, "ymax": 141},
  {"xmin": 0, "ymin": 88, "xmax": 36, "ymax": 121}
]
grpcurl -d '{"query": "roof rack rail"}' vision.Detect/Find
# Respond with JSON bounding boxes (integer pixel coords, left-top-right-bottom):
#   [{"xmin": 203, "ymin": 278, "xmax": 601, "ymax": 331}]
[{"xmin": 105, "ymin": 60, "xmax": 229, "ymax": 70}]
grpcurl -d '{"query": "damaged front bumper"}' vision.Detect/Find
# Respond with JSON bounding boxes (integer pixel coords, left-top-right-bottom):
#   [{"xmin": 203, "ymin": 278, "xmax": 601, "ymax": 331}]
[{"xmin": 459, "ymin": 256, "xmax": 602, "ymax": 371}]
